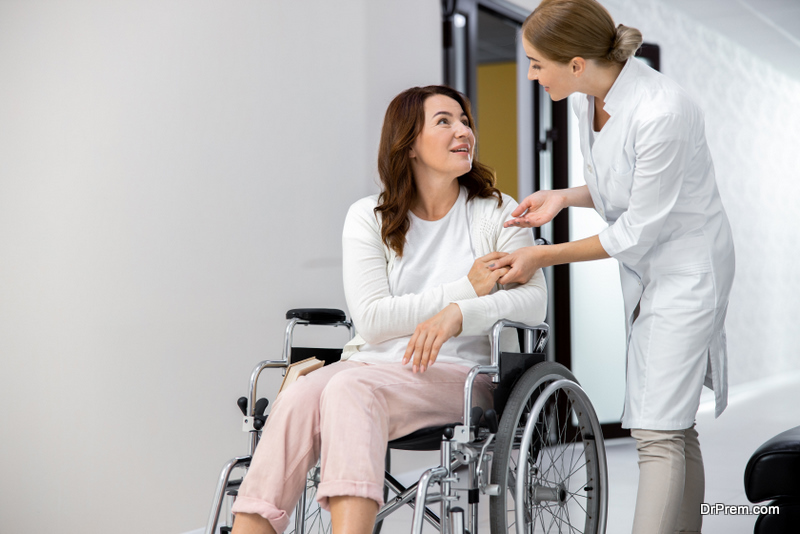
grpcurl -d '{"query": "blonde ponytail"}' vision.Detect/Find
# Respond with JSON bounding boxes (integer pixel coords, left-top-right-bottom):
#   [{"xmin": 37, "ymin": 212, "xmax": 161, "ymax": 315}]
[{"xmin": 607, "ymin": 24, "xmax": 643, "ymax": 63}]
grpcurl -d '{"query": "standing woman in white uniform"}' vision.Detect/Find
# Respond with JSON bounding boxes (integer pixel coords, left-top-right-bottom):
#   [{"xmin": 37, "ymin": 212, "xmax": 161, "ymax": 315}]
[{"xmin": 491, "ymin": 1, "xmax": 735, "ymax": 532}]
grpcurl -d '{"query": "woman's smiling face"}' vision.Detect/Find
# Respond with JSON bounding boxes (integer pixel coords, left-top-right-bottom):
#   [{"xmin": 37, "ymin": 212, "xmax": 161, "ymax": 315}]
[
  {"xmin": 523, "ymin": 39, "xmax": 578, "ymax": 101},
  {"xmin": 409, "ymin": 94, "xmax": 475, "ymax": 180}
]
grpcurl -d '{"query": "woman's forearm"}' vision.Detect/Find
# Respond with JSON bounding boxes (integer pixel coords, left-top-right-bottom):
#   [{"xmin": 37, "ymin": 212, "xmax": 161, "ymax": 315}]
[
  {"xmin": 541, "ymin": 234, "xmax": 609, "ymax": 266},
  {"xmin": 492, "ymin": 235, "xmax": 610, "ymax": 286},
  {"xmin": 561, "ymin": 185, "xmax": 594, "ymax": 209}
]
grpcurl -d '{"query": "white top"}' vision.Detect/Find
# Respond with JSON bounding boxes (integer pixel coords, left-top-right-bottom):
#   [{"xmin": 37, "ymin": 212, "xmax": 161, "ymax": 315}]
[
  {"xmin": 341, "ymin": 187, "xmax": 548, "ymax": 368},
  {"xmin": 574, "ymin": 57, "xmax": 735, "ymax": 427},
  {"xmin": 350, "ymin": 188, "xmax": 486, "ymax": 367}
]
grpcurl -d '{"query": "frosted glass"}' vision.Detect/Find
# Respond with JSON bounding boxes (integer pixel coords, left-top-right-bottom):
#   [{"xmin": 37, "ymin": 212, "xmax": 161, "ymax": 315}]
[{"xmin": 567, "ymin": 95, "xmax": 628, "ymax": 424}]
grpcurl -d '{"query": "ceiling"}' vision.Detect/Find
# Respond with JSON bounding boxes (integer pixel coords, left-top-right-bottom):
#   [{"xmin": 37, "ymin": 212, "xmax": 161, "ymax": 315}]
[
  {"xmin": 478, "ymin": 0, "xmax": 800, "ymax": 81},
  {"xmin": 642, "ymin": 0, "xmax": 800, "ymax": 81}
]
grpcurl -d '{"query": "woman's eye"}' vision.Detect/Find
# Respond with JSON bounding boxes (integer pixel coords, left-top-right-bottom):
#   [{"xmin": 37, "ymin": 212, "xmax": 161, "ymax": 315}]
[{"xmin": 438, "ymin": 118, "xmax": 449, "ymax": 125}]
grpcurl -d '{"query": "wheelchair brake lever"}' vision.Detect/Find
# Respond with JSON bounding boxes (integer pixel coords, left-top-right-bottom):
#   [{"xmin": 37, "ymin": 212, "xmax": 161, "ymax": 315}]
[
  {"xmin": 470, "ymin": 406, "xmax": 483, "ymax": 427},
  {"xmin": 252, "ymin": 398, "xmax": 270, "ymax": 430},
  {"xmin": 254, "ymin": 397, "xmax": 269, "ymax": 416},
  {"xmin": 484, "ymin": 409, "xmax": 499, "ymax": 434},
  {"xmin": 237, "ymin": 397, "xmax": 248, "ymax": 416}
]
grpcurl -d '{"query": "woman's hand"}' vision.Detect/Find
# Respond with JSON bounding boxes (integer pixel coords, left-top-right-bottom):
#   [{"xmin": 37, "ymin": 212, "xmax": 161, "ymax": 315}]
[
  {"xmin": 503, "ymin": 190, "xmax": 566, "ymax": 228},
  {"xmin": 468, "ymin": 252, "xmax": 510, "ymax": 296},
  {"xmin": 402, "ymin": 303, "xmax": 463, "ymax": 373},
  {"xmin": 489, "ymin": 246, "xmax": 546, "ymax": 285}
]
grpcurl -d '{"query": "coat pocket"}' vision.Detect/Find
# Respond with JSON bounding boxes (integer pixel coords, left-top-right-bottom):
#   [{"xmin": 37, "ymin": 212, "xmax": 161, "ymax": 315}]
[
  {"xmin": 651, "ymin": 235, "xmax": 712, "ymax": 275},
  {"xmin": 650, "ymin": 235, "xmax": 716, "ymax": 309},
  {"xmin": 652, "ymin": 271, "xmax": 716, "ymax": 309}
]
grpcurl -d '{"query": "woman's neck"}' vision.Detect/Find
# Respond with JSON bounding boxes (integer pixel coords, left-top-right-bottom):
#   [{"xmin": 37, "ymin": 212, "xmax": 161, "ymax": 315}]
[
  {"xmin": 583, "ymin": 61, "xmax": 624, "ymax": 102},
  {"xmin": 411, "ymin": 177, "xmax": 460, "ymax": 221},
  {"xmin": 583, "ymin": 61, "xmax": 624, "ymax": 131}
]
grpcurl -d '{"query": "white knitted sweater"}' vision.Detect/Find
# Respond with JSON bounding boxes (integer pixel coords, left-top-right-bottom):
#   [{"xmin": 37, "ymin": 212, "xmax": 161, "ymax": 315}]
[{"xmin": 341, "ymin": 189, "xmax": 548, "ymax": 364}]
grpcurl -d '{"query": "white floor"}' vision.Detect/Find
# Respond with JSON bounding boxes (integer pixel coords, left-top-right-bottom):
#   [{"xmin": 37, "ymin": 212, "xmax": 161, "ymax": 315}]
[
  {"xmin": 380, "ymin": 370, "xmax": 800, "ymax": 534},
  {"xmin": 194, "ymin": 371, "xmax": 800, "ymax": 534}
]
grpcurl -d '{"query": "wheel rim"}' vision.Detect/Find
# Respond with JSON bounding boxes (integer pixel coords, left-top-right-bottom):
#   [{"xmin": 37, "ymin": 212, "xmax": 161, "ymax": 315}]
[
  {"xmin": 513, "ymin": 380, "xmax": 597, "ymax": 534},
  {"xmin": 490, "ymin": 364, "xmax": 605, "ymax": 534}
]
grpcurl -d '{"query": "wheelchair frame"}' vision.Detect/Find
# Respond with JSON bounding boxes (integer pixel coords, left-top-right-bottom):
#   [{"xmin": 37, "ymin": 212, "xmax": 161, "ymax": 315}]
[{"xmin": 205, "ymin": 310, "xmax": 608, "ymax": 534}]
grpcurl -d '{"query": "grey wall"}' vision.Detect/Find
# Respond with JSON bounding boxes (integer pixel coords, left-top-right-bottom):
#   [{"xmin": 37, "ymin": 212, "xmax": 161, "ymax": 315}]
[{"xmin": 0, "ymin": 1, "xmax": 439, "ymax": 532}]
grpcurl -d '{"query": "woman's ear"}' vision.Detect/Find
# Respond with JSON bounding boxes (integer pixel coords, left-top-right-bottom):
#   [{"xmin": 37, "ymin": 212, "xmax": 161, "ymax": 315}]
[
  {"xmin": 408, "ymin": 147, "xmax": 416, "ymax": 159},
  {"xmin": 571, "ymin": 57, "xmax": 586, "ymax": 77}
]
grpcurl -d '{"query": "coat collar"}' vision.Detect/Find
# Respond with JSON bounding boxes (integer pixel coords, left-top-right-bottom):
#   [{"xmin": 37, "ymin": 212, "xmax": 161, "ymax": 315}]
[{"xmin": 602, "ymin": 57, "xmax": 639, "ymax": 116}]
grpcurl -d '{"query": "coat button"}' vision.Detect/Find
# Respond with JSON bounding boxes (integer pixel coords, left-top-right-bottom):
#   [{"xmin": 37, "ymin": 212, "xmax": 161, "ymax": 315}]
[{"xmin": 587, "ymin": 164, "xmax": 593, "ymax": 174}]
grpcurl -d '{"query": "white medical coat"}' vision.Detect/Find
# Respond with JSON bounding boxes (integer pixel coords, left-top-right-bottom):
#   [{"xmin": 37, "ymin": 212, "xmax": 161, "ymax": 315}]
[{"xmin": 574, "ymin": 57, "xmax": 735, "ymax": 430}]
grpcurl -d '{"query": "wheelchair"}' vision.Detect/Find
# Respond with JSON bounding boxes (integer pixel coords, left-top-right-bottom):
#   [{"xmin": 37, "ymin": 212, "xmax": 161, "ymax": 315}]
[{"xmin": 205, "ymin": 308, "xmax": 608, "ymax": 534}]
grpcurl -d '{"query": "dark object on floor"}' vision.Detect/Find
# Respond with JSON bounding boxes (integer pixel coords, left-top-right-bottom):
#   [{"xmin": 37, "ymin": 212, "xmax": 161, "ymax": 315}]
[{"xmin": 745, "ymin": 425, "xmax": 800, "ymax": 533}]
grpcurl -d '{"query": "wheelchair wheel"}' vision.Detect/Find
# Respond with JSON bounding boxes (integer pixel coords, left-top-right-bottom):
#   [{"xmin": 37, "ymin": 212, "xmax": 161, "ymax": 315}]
[
  {"xmin": 284, "ymin": 458, "xmax": 388, "ymax": 534},
  {"xmin": 287, "ymin": 465, "xmax": 332, "ymax": 534},
  {"xmin": 489, "ymin": 362, "xmax": 607, "ymax": 534}
]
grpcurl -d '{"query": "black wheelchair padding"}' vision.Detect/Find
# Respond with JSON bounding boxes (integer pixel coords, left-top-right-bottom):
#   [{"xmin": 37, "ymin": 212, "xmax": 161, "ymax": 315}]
[
  {"xmin": 389, "ymin": 424, "xmax": 460, "ymax": 451},
  {"xmin": 290, "ymin": 347, "xmax": 343, "ymax": 366},
  {"xmin": 493, "ymin": 352, "xmax": 547, "ymax": 415},
  {"xmin": 286, "ymin": 308, "xmax": 347, "ymax": 324}
]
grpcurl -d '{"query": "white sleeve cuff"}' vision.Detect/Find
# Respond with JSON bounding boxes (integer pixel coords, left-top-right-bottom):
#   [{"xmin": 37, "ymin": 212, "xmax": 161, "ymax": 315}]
[
  {"xmin": 443, "ymin": 276, "xmax": 478, "ymax": 302},
  {"xmin": 453, "ymin": 299, "xmax": 483, "ymax": 337}
]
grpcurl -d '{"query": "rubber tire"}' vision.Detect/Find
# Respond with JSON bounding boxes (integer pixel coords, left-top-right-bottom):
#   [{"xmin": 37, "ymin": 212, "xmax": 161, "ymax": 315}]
[{"xmin": 489, "ymin": 362, "xmax": 605, "ymax": 534}]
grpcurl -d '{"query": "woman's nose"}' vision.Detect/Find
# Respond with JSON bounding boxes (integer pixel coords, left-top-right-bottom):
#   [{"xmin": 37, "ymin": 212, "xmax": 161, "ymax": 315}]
[{"xmin": 455, "ymin": 122, "xmax": 470, "ymax": 137}]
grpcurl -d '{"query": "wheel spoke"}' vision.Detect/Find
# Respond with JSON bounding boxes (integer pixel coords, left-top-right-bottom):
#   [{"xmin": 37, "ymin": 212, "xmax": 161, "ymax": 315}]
[{"xmin": 489, "ymin": 365, "xmax": 605, "ymax": 534}]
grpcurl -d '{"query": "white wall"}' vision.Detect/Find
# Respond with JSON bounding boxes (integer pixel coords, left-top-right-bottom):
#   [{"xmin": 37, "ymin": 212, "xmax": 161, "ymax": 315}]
[
  {"xmin": 0, "ymin": 1, "xmax": 440, "ymax": 532},
  {"xmin": 3, "ymin": 0, "xmax": 799, "ymax": 532}
]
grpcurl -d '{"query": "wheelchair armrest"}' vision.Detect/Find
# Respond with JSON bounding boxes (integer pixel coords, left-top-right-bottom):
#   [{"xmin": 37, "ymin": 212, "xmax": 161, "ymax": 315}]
[{"xmin": 286, "ymin": 308, "xmax": 348, "ymax": 324}]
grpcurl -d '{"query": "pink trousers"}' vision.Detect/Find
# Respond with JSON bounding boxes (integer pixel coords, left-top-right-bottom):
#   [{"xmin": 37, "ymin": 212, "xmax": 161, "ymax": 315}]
[{"xmin": 231, "ymin": 360, "xmax": 493, "ymax": 533}]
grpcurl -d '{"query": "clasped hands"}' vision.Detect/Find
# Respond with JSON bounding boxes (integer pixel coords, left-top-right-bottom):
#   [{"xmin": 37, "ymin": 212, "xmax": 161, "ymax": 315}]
[
  {"xmin": 488, "ymin": 190, "xmax": 561, "ymax": 285},
  {"xmin": 401, "ymin": 252, "xmax": 510, "ymax": 373},
  {"xmin": 402, "ymin": 192, "xmax": 562, "ymax": 372}
]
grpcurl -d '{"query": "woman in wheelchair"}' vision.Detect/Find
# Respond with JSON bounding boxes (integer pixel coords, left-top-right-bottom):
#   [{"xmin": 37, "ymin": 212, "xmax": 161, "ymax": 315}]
[{"xmin": 230, "ymin": 85, "xmax": 547, "ymax": 534}]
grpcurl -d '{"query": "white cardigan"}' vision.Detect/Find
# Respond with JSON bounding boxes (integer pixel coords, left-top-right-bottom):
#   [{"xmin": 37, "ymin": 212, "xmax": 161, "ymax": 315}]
[{"xmin": 340, "ymin": 190, "xmax": 548, "ymax": 363}]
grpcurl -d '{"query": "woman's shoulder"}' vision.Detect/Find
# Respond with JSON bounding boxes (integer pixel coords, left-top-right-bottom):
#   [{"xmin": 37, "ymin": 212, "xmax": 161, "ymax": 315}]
[
  {"xmin": 347, "ymin": 194, "xmax": 382, "ymax": 216},
  {"xmin": 344, "ymin": 194, "xmax": 382, "ymax": 230},
  {"xmin": 630, "ymin": 63, "xmax": 702, "ymax": 124}
]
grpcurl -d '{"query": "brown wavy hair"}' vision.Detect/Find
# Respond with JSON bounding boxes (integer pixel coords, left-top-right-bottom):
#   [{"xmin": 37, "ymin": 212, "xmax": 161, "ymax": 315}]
[{"xmin": 375, "ymin": 85, "xmax": 501, "ymax": 257}]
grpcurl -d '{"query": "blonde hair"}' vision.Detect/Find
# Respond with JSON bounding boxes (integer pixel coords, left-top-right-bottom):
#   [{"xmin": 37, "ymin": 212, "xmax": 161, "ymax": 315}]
[{"xmin": 522, "ymin": 0, "xmax": 642, "ymax": 65}]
